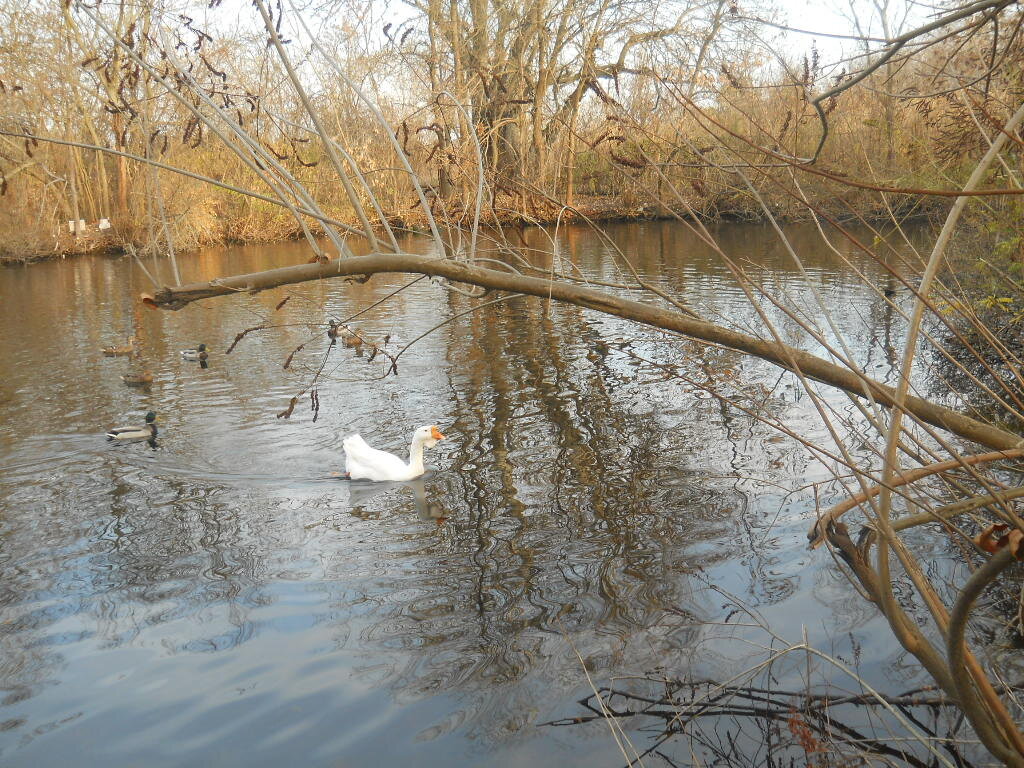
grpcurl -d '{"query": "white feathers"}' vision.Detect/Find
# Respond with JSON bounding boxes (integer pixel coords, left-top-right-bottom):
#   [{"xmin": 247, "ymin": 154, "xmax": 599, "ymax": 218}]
[{"xmin": 342, "ymin": 425, "xmax": 445, "ymax": 482}]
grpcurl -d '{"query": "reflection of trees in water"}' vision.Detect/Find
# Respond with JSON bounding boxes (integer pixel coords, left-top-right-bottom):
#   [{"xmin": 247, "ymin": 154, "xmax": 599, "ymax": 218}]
[
  {"xmin": 927, "ymin": 308, "xmax": 1024, "ymax": 432},
  {"xmin": 0, "ymin": 222, "xmax": 825, "ymax": 748},
  {"xmin": 347, "ymin": 288, "xmax": 800, "ymax": 741},
  {"xmin": 0, "ymin": 458, "xmax": 271, "ymax": 717}
]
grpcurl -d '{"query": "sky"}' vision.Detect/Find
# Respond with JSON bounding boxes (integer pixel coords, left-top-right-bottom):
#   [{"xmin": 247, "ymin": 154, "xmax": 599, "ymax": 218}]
[
  {"xmin": 199, "ymin": 0, "xmax": 930, "ymax": 91},
  {"xmin": 769, "ymin": 0, "xmax": 926, "ymax": 62}
]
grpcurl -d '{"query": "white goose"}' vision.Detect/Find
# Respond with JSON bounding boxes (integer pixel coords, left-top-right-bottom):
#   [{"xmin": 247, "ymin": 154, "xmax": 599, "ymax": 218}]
[{"xmin": 343, "ymin": 425, "xmax": 445, "ymax": 481}]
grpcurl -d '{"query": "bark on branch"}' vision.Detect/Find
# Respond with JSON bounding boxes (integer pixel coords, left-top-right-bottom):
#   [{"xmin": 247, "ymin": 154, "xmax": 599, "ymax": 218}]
[{"xmin": 145, "ymin": 252, "xmax": 1022, "ymax": 452}]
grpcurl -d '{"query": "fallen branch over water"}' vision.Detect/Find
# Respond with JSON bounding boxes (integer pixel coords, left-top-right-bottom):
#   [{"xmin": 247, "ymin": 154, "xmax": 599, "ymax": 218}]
[{"xmin": 144, "ymin": 251, "xmax": 1022, "ymax": 452}]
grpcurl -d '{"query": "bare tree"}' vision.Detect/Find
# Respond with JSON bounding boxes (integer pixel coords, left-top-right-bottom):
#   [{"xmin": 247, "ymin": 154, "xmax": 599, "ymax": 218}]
[{"xmin": 6, "ymin": 0, "xmax": 1024, "ymax": 762}]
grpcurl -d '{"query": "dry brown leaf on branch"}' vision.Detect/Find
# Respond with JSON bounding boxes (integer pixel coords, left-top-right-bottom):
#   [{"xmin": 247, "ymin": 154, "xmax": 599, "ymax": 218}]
[
  {"xmin": 975, "ymin": 523, "xmax": 1009, "ymax": 553},
  {"xmin": 973, "ymin": 523, "xmax": 1024, "ymax": 558},
  {"xmin": 1010, "ymin": 530, "xmax": 1024, "ymax": 559}
]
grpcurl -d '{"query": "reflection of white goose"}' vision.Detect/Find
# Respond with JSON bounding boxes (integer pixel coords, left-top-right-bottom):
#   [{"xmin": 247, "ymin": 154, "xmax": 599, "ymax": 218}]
[
  {"xmin": 343, "ymin": 425, "xmax": 445, "ymax": 482},
  {"xmin": 341, "ymin": 476, "xmax": 449, "ymax": 524},
  {"xmin": 411, "ymin": 479, "xmax": 449, "ymax": 525}
]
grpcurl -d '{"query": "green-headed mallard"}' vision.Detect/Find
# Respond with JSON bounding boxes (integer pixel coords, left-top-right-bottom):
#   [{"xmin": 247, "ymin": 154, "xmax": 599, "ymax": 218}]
[
  {"xmin": 180, "ymin": 343, "xmax": 207, "ymax": 361},
  {"xmin": 106, "ymin": 411, "xmax": 158, "ymax": 441}
]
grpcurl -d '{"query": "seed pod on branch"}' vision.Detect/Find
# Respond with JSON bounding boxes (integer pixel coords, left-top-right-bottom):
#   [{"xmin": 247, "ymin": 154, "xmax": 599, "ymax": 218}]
[
  {"xmin": 182, "ymin": 116, "xmax": 199, "ymax": 145},
  {"xmin": 283, "ymin": 343, "xmax": 304, "ymax": 369},
  {"xmin": 276, "ymin": 396, "xmax": 298, "ymax": 419},
  {"xmin": 778, "ymin": 110, "xmax": 792, "ymax": 139},
  {"xmin": 226, "ymin": 324, "xmax": 267, "ymax": 354},
  {"xmin": 610, "ymin": 150, "xmax": 645, "ymax": 169}
]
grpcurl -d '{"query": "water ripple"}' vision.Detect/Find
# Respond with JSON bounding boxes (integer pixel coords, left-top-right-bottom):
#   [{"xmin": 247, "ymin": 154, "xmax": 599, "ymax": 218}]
[{"xmin": 0, "ymin": 221, "xmax": 935, "ymax": 767}]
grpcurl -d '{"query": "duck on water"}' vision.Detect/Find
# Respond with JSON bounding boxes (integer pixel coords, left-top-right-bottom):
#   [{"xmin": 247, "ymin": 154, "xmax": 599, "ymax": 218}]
[{"xmin": 106, "ymin": 411, "xmax": 158, "ymax": 441}]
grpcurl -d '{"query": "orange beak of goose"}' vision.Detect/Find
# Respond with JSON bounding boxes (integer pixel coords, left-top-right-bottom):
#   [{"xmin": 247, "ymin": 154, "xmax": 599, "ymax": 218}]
[{"xmin": 431, "ymin": 426, "xmax": 446, "ymax": 440}]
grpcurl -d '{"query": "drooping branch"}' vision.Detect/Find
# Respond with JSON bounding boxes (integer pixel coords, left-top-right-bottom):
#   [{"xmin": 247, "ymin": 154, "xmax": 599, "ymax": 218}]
[
  {"xmin": 947, "ymin": 546, "xmax": 1024, "ymax": 766},
  {"xmin": 144, "ymin": 252, "xmax": 1022, "ymax": 452}
]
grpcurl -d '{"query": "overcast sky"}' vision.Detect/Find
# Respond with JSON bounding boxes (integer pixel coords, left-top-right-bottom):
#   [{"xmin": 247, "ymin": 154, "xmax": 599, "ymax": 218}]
[{"xmin": 771, "ymin": 0, "xmax": 924, "ymax": 62}]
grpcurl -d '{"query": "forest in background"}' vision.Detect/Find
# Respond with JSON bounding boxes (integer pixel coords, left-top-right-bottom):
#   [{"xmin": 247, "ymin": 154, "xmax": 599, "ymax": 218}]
[{"xmin": 0, "ymin": 0, "xmax": 1021, "ymax": 261}]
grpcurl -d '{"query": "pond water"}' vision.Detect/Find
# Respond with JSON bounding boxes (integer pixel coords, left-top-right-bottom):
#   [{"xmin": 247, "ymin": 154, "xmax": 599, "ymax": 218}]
[{"xmin": 0, "ymin": 220, "xmax": 952, "ymax": 765}]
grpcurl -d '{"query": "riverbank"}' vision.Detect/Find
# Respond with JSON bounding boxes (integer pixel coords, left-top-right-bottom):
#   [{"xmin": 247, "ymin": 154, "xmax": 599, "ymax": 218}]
[{"xmin": 0, "ymin": 192, "xmax": 942, "ymax": 266}]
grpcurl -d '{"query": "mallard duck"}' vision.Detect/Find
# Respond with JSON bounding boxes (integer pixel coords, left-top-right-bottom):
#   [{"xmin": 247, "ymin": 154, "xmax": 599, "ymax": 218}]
[
  {"xmin": 106, "ymin": 411, "xmax": 158, "ymax": 441},
  {"xmin": 341, "ymin": 326, "xmax": 362, "ymax": 348},
  {"xmin": 121, "ymin": 371, "xmax": 153, "ymax": 386},
  {"xmin": 101, "ymin": 340, "xmax": 135, "ymax": 357},
  {"xmin": 343, "ymin": 425, "xmax": 445, "ymax": 482},
  {"xmin": 327, "ymin": 321, "xmax": 361, "ymax": 348},
  {"xmin": 180, "ymin": 343, "xmax": 208, "ymax": 361}
]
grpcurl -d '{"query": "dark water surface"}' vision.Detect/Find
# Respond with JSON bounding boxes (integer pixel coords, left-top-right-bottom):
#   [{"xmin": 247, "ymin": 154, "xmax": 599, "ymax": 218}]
[{"xmin": 0, "ymin": 221, "xmax": 938, "ymax": 765}]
